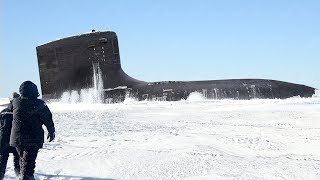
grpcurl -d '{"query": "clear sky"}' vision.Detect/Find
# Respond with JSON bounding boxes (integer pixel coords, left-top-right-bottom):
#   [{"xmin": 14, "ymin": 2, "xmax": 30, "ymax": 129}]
[{"xmin": 1, "ymin": 0, "xmax": 319, "ymax": 98}]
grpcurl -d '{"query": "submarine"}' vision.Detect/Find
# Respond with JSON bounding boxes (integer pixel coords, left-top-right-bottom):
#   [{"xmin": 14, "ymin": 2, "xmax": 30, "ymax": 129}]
[{"xmin": 36, "ymin": 31, "xmax": 315, "ymax": 102}]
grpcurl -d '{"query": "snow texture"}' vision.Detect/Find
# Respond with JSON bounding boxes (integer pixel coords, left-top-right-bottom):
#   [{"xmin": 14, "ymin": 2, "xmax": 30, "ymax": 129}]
[{"xmin": 1, "ymin": 92, "xmax": 320, "ymax": 179}]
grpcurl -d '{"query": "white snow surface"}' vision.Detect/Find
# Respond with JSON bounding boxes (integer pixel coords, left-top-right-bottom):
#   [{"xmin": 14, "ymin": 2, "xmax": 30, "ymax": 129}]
[
  {"xmin": 1, "ymin": 92, "xmax": 320, "ymax": 179},
  {"xmin": 0, "ymin": 98, "xmax": 10, "ymax": 105}
]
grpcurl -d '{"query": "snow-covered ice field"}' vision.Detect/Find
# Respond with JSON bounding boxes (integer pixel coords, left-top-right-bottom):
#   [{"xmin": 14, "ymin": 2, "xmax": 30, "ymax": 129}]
[{"xmin": 1, "ymin": 92, "xmax": 320, "ymax": 180}]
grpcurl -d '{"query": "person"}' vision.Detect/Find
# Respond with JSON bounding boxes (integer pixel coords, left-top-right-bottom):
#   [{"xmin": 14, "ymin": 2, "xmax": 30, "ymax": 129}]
[
  {"xmin": 0, "ymin": 92, "xmax": 21, "ymax": 179},
  {"xmin": 10, "ymin": 81, "xmax": 55, "ymax": 180}
]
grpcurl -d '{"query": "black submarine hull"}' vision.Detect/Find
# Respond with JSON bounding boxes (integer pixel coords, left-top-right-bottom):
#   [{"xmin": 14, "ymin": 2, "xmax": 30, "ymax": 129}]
[
  {"xmin": 105, "ymin": 79, "xmax": 315, "ymax": 102},
  {"xmin": 36, "ymin": 31, "xmax": 315, "ymax": 102}
]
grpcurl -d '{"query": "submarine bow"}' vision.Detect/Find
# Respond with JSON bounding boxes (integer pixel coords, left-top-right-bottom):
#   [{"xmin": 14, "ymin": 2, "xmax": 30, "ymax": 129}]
[{"xmin": 36, "ymin": 31, "xmax": 315, "ymax": 102}]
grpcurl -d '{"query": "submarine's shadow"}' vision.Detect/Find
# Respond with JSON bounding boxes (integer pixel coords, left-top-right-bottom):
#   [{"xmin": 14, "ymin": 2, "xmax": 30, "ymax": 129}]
[{"xmin": 35, "ymin": 173, "xmax": 116, "ymax": 180}]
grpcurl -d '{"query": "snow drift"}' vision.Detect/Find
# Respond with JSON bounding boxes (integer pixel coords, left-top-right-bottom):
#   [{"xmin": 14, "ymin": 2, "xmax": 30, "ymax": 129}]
[{"xmin": 1, "ymin": 92, "xmax": 320, "ymax": 179}]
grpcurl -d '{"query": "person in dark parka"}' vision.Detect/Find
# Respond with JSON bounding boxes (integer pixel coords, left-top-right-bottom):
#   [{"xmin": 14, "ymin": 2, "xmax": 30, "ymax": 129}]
[
  {"xmin": 10, "ymin": 81, "xmax": 55, "ymax": 180},
  {"xmin": 0, "ymin": 93, "xmax": 21, "ymax": 180}
]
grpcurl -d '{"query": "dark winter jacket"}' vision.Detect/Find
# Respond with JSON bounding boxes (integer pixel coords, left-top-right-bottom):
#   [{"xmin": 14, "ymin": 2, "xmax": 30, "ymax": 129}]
[
  {"xmin": 10, "ymin": 81, "xmax": 55, "ymax": 149},
  {"xmin": 0, "ymin": 104, "xmax": 13, "ymax": 151}
]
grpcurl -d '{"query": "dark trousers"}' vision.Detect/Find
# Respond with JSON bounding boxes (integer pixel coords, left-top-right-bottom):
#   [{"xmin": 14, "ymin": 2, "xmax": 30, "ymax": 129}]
[
  {"xmin": 0, "ymin": 146, "xmax": 20, "ymax": 180},
  {"xmin": 15, "ymin": 147, "xmax": 39, "ymax": 180}
]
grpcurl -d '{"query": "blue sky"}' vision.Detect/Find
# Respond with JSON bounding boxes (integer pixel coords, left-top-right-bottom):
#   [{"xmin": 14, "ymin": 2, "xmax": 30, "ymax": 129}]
[{"xmin": 1, "ymin": 0, "xmax": 319, "ymax": 98}]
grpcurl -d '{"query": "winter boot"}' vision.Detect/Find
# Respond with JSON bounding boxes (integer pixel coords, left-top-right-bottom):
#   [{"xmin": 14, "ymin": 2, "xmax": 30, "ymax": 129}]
[
  {"xmin": 19, "ymin": 175, "xmax": 35, "ymax": 180},
  {"xmin": 0, "ymin": 172, "xmax": 4, "ymax": 180}
]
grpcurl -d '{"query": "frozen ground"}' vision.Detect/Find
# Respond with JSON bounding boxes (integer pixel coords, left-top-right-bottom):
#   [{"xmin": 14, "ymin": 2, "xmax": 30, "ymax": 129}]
[{"xmin": 1, "ymin": 92, "xmax": 320, "ymax": 180}]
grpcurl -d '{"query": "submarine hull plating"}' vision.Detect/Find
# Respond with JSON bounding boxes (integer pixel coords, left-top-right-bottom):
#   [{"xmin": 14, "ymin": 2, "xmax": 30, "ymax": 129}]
[
  {"xmin": 36, "ymin": 31, "xmax": 315, "ymax": 102},
  {"xmin": 129, "ymin": 79, "xmax": 315, "ymax": 101}
]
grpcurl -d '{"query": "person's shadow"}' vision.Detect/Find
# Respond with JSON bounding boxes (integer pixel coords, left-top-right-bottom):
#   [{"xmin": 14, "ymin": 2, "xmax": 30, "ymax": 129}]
[
  {"xmin": 5, "ymin": 173, "xmax": 116, "ymax": 180},
  {"xmin": 36, "ymin": 173, "xmax": 116, "ymax": 180}
]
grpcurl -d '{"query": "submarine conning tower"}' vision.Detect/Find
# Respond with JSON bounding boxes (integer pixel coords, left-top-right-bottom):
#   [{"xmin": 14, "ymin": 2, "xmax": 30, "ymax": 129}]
[{"xmin": 37, "ymin": 31, "xmax": 143, "ymax": 99}]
